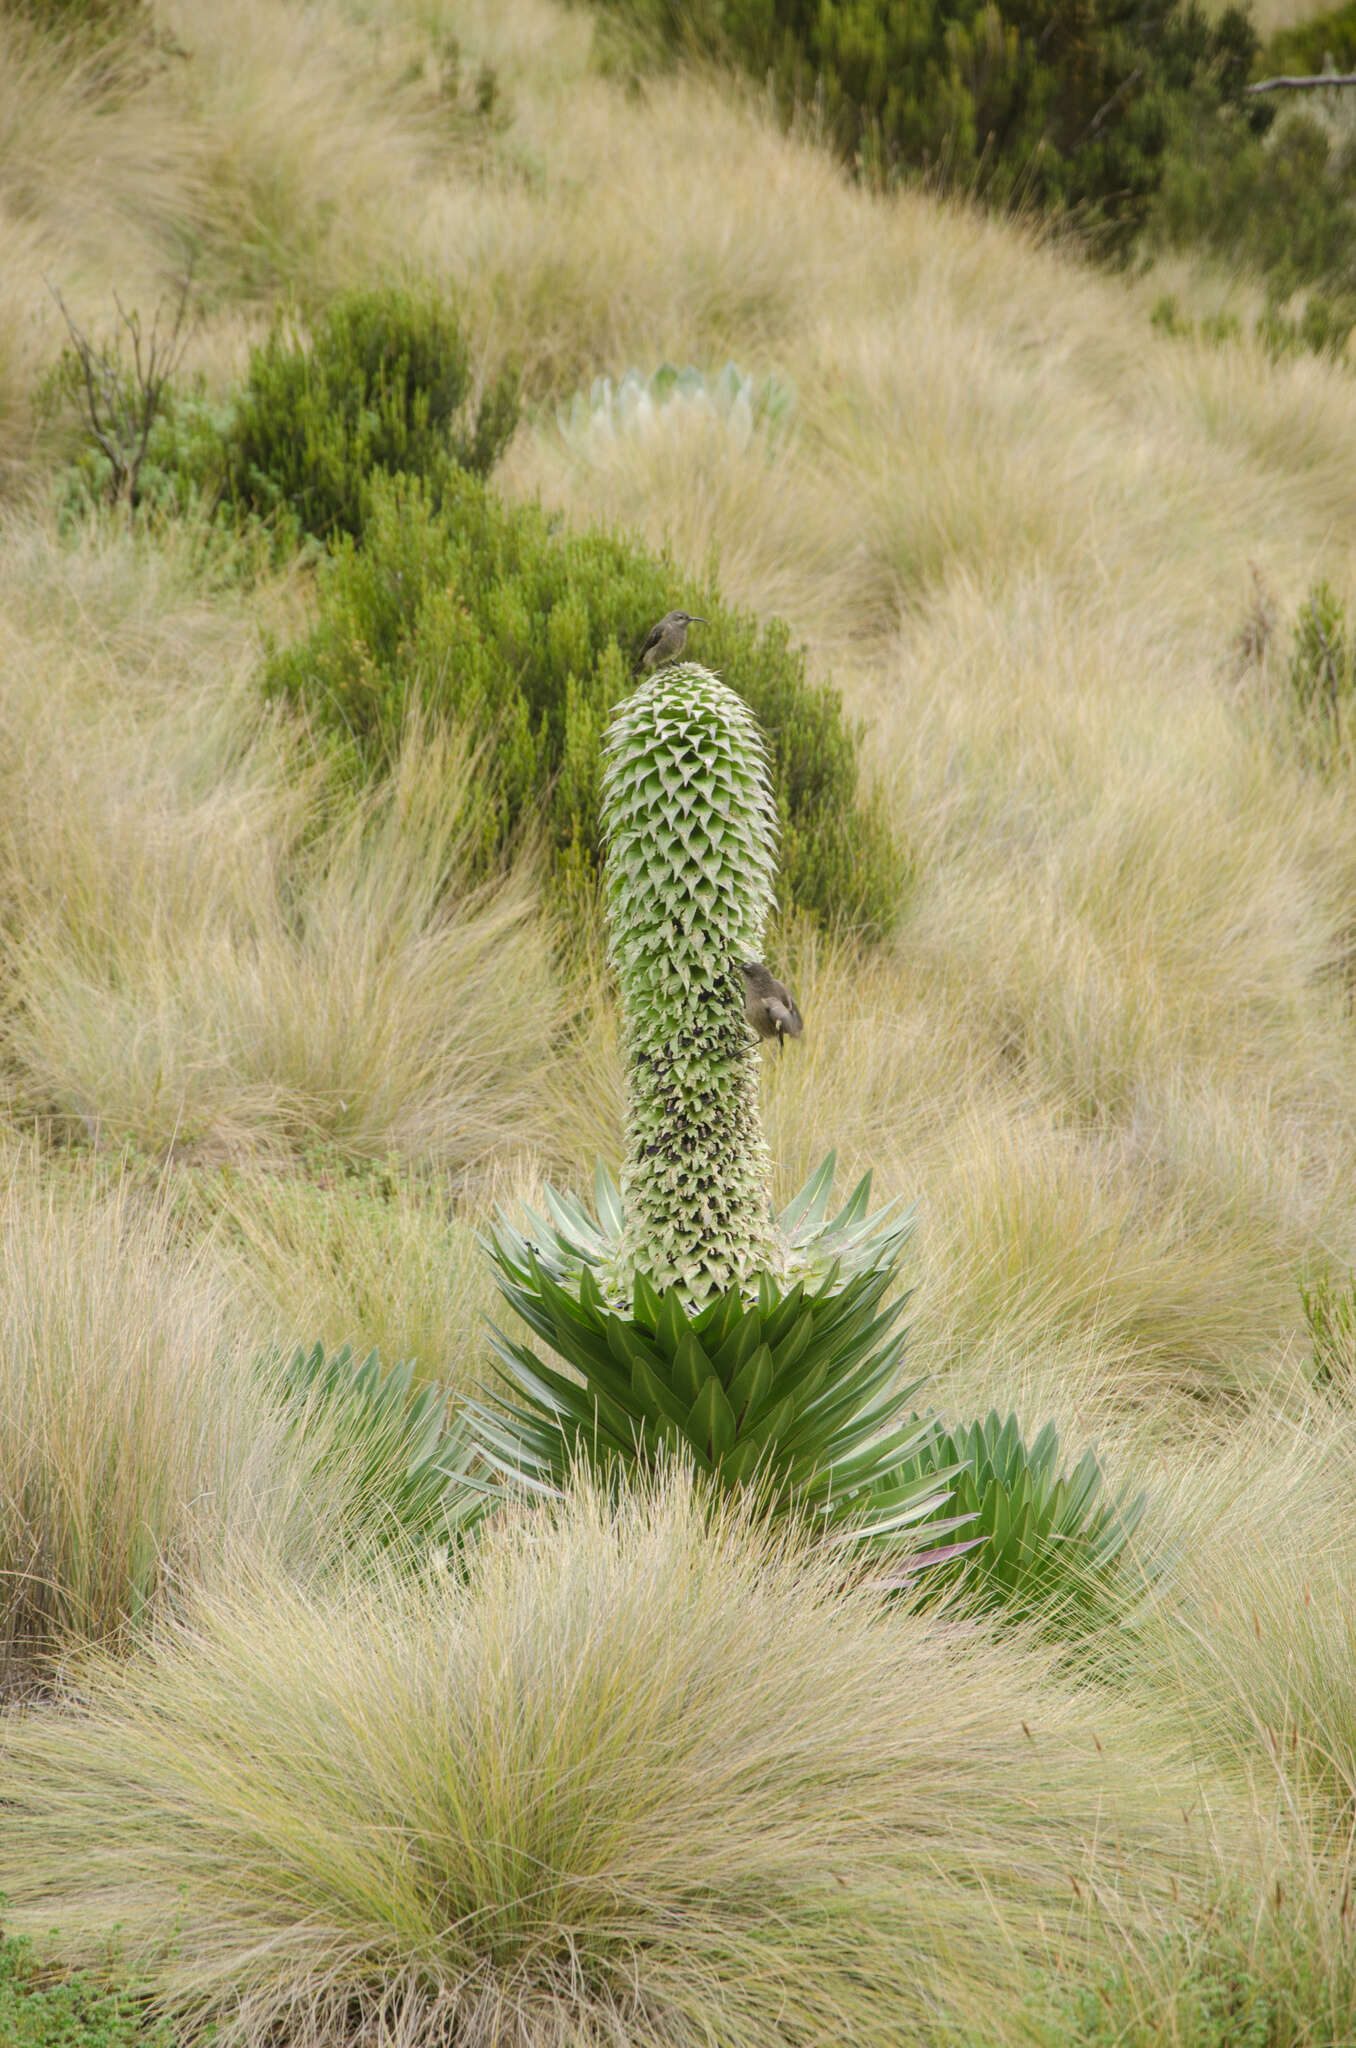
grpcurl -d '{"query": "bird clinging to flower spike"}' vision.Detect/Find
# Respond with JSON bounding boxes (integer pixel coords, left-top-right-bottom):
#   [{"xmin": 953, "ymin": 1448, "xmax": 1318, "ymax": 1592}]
[
  {"xmin": 637, "ymin": 609, "xmax": 707, "ymax": 673},
  {"xmin": 741, "ymin": 961, "xmax": 803, "ymax": 1054}
]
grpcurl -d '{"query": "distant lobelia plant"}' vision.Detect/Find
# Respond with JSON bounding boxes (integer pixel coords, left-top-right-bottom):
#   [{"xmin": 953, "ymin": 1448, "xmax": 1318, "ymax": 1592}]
[{"xmin": 470, "ymin": 662, "xmax": 951, "ymax": 1544}]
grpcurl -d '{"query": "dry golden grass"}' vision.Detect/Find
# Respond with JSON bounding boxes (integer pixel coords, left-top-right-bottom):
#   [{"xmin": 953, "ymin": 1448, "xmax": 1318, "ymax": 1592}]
[
  {"xmin": 0, "ymin": 1146, "xmax": 290, "ymax": 1696},
  {"xmin": 0, "ymin": 1470, "xmax": 1231, "ymax": 2048},
  {"xmin": 4, "ymin": 0, "xmax": 1356, "ymax": 2036},
  {"xmin": 0, "ymin": 517, "xmax": 565, "ymax": 1177},
  {"xmin": 193, "ymin": 1164, "xmax": 507, "ymax": 1389}
]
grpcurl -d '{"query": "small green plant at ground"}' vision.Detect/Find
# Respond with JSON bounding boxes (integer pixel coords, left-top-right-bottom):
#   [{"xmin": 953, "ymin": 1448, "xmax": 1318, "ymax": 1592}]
[
  {"xmin": 0, "ymin": 1926, "xmax": 170, "ymax": 2048},
  {"xmin": 1256, "ymin": 288, "xmax": 1356, "ymax": 363},
  {"xmin": 1301, "ymin": 1268, "xmax": 1356, "ymax": 1392},
  {"xmin": 264, "ymin": 469, "xmax": 905, "ymax": 939},
  {"xmin": 873, "ymin": 1409, "xmax": 1146, "ymax": 1630},
  {"xmin": 43, "ymin": 370, "xmax": 234, "ymax": 533},
  {"xmin": 224, "ymin": 285, "xmax": 519, "ymax": 547},
  {"xmin": 1150, "ymin": 296, "xmax": 1242, "ymax": 346},
  {"xmin": 1285, "ymin": 580, "xmax": 1356, "ymax": 760},
  {"xmin": 1028, "ymin": 1888, "xmax": 1356, "ymax": 2047}
]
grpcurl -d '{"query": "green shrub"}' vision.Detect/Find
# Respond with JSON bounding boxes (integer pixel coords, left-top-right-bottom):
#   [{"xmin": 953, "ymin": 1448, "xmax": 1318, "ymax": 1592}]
[
  {"xmin": 225, "ymin": 286, "xmax": 519, "ymax": 547},
  {"xmin": 0, "ymin": 1928, "xmax": 169, "ymax": 2048},
  {"xmin": 1152, "ymin": 108, "xmax": 1356, "ymax": 298},
  {"xmin": 593, "ymin": 0, "xmax": 1259, "ymax": 250},
  {"xmin": 877, "ymin": 1408, "xmax": 1146, "ymax": 1629},
  {"xmin": 263, "ymin": 469, "xmax": 906, "ymax": 940}
]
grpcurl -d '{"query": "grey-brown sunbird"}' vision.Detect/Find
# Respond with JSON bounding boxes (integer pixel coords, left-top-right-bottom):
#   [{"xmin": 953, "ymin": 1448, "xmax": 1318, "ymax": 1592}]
[
  {"xmin": 741, "ymin": 961, "xmax": 803, "ymax": 1054},
  {"xmin": 638, "ymin": 610, "xmax": 707, "ymax": 672}
]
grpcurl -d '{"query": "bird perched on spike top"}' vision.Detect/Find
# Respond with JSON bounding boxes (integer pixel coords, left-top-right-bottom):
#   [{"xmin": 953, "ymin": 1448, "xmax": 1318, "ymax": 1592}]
[
  {"xmin": 741, "ymin": 961, "xmax": 803, "ymax": 1054},
  {"xmin": 637, "ymin": 609, "xmax": 707, "ymax": 672}
]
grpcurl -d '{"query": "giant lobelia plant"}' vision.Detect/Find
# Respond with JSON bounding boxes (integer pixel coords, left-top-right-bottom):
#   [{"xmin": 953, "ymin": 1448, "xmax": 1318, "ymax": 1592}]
[{"xmin": 469, "ymin": 662, "xmax": 949, "ymax": 1541}]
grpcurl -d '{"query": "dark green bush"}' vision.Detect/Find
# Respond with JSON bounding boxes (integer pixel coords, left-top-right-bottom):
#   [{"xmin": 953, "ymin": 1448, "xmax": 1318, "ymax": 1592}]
[
  {"xmin": 225, "ymin": 287, "xmax": 519, "ymax": 547},
  {"xmin": 1143, "ymin": 9, "xmax": 1356, "ymax": 301},
  {"xmin": 1152, "ymin": 107, "xmax": 1356, "ymax": 297},
  {"xmin": 879, "ymin": 1408, "xmax": 1146, "ymax": 1629},
  {"xmin": 593, "ymin": 0, "xmax": 1259, "ymax": 250},
  {"xmin": 263, "ymin": 468, "xmax": 907, "ymax": 940}
]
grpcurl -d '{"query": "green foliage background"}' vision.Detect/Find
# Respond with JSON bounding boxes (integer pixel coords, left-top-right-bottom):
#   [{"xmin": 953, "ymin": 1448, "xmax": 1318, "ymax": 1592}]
[
  {"xmin": 263, "ymin": 466, "xmax": 906, "ymax": 939},
  {"xmin": 225, "ymin": 288, "xmax": 520, "ymax": 547},
  {"xmin": 592, "ymin": 0, "xmax": 1261, "ymax": 249}
]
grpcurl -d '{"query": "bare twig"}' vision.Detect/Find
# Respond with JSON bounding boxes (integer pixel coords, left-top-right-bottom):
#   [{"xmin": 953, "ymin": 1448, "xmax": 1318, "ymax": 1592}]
[
  {"xmin": 1246, "ymin": 72, "xmax": 1356, "ymax": 94},
  {"xmin": 1085, "ymin": 65, "xmax": 1144, "ymax": 140},
  {"xmin": 45, "ymin": 263, "xmax": 195, "ymax": 524}
]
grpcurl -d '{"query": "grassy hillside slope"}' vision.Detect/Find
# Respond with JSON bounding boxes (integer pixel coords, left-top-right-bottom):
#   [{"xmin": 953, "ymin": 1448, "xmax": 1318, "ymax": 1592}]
[{"xmin": 5, "ymin": 0, "xmax": 1356, "ymax": 2041}]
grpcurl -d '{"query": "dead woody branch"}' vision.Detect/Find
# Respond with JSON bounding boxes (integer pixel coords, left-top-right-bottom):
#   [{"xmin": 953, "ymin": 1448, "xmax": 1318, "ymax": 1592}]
[
  {"xmin": 1246, "ymin": 72, "xmax": 1356, "ymax": 94},
  {"xmin": 45, "ymin": 265, "xmax": 195, "ymax": 521}
]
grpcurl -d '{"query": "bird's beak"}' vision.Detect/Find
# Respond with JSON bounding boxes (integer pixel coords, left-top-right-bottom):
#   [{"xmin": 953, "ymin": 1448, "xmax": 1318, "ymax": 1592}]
[{"xmin": 690, "ymin": 617, "xmax": 708, "ymax": 625}]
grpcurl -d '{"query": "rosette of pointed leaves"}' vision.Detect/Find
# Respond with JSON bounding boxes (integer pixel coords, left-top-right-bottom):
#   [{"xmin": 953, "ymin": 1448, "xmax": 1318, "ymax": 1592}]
[
  {"xmin": 874, "ymin": 1410, "xmax": 1147, "ymax": 1630},
  {"xmin": 600, "ymin": 661, "xmax": 779, "ymax": 1304},
  {"xmin": 470, "ymin": 1158, "xmax": 956, "ymax": 1543},
  {"xmin": 279, "ymin": 1341, "xmax": 489, "ymax": 1558}
]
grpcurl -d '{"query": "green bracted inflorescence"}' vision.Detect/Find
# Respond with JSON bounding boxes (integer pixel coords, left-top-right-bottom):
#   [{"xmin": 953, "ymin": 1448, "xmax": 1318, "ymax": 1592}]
[{"xmin": 600, "ymin": 662, "xmax": 782, "ymax": 1304}]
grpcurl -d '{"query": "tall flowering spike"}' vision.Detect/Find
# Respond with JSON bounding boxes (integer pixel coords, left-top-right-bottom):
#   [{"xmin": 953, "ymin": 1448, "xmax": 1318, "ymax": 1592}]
[{"xmin": 601, "ymin": 662, "xmax": 781, "ymax": 1304}]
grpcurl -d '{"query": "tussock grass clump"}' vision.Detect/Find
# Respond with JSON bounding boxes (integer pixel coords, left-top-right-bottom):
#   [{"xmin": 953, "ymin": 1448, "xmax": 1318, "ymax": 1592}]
[
  {"xmin": 1, "ymin": 719, "xmax": 558, "ymax": 1170},
  {"xmin": 0, "ymin": 1470, "xmax": 1219, "ymax": 2048},
  {"xmin": 0, "ymin": 1155, "xmax": 280, "ymax": 1697},
  {"xmin": 0, "ymin": 520, "xmax": 562, "ymax": 1170},
  {"xmin": 1126, "ymin": 1405, "xmax": 1356, "ymax": 1830},
  {"xmin": 195, "ymin": 1166, "xmax": 502, "ymax": 1385}
]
